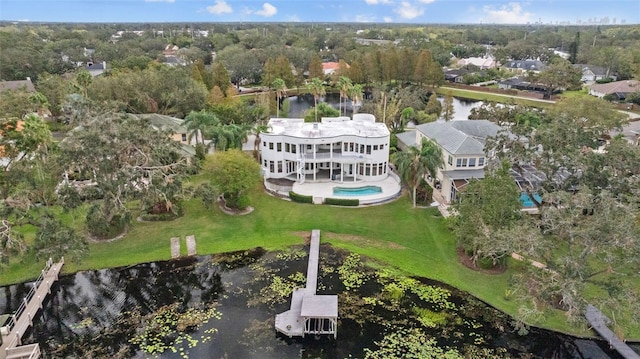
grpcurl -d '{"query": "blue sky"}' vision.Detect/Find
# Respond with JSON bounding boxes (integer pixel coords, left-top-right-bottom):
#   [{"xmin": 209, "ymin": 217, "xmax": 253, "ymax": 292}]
[{"xmin": 1, "ymin": 0, "xmax": 638, "ymax": 24}]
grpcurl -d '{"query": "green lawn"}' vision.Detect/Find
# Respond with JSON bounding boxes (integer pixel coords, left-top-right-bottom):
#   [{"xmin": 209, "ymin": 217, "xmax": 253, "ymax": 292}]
[
  {"xmin": 3, "ymin": 184, "xmax": 639, "ymax": 339},
  {"xmin": 437, "ymin": 86, "xmax": 554, "ymax": 108}
]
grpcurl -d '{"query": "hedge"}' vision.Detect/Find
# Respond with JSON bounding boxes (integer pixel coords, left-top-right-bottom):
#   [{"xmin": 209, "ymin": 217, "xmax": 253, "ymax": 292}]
[
  {"xmin": 324, "ymin": 197, "xmax": 359, "ymax": 206},
  {"xmin": 289, "ymin": 191, "xmax": 313, "ymax": 203}
]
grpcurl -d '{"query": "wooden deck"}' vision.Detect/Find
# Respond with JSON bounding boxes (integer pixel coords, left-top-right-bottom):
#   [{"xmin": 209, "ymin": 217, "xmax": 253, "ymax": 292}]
[
  {"xmin": 585, "ymin": 305, "xmax": 640, "ymax": 359},
  {"xmin": 275, "ymin": 230, "xmax": 338, "ymax": 338},
  {"xmin": 1, "ymin": 258, "xmax": 64, "ymax": 359}
]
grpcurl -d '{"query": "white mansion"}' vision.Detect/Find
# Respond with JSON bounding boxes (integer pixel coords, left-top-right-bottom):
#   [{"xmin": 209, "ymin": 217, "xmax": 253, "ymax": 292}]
[{"xmin": 260, "ymin": 114, "xmax": 390, "ymax": 183}]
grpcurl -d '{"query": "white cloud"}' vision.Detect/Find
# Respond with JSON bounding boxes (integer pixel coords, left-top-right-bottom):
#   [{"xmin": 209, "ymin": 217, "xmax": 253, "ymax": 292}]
[
  {"xmin": 206, "ymin": 0, "xmax": 232, "ymax": 15},
  {"xmin": 383, "ymin": 16, "xmax": 393, "ymax": 23},
  {"xmin": 144, "ymin": 0, "xmax": 175, "ymax": 2},
  {"xmin": 365, "ymin": 0, "xmax": 391, "ymax": 4},
  {"xmin": 394, "ymin": 1, "xmax": 424, "ymax": 19},
  {"xmin": 287, "ymin": 14, "xmax": 301, "ymax": 22},
  {"xmin": 255, "ymin": 3, "xmax": 277, "ymax": 17},
  {"xmin": 481, "ymin": 2, "xmax": 533, "ymax": 24},
  {"xmin": 417, "ymin": 0, "xmax": 435, "ymax": 3}
]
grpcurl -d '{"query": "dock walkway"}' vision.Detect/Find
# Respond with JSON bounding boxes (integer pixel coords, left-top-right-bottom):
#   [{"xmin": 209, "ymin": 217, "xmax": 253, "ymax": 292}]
[
  {"xmin": 1, "ymin": 257, "xmax": 64, "ymax": 359},
  {"xmin": 585, "ymin": 305, "xmax": 640, "ymax": 359},
  {"xmin": 275, "ymin": 230, "xmax": 338, "ymax": 338}
]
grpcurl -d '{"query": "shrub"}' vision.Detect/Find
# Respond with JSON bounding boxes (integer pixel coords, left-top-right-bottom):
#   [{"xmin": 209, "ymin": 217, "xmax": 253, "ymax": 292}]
[
  {"xmin": 289, "ymin": 191, "xmax": 313, "ymax": 203},
  {"xmin": 324, "ymin": 197, "xmax": 359, "ymax": 206},
  {"xmin": 85, "ymin": 204, "xmax": 130, "ymax": 239}
]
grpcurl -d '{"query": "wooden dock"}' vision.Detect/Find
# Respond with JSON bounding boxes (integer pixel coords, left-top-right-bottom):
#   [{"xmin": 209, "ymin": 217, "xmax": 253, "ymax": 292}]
[
  {"xmin": 1, "ymin": 257, "xmax": 64, "ymax": 359},
  {"xmin": 275, "ymin": 230, "xmax": 338, "ymax": 338},
  {"xmin": 585, "ymin": 305, "xmax": 640, "ymax": 359}
]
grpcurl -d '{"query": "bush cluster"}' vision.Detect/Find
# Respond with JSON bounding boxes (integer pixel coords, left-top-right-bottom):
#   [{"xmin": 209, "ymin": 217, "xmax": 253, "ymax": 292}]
[
  {"xmin": 324, "ymin": 198, "xmax": 359, "ymax": 206},
  {"xmin": 289, "ymin": 191, "xmax": 313, "ymax": 203}
]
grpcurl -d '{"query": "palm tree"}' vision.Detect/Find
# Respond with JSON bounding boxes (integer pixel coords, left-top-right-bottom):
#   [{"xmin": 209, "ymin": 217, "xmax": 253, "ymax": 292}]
[
  {"xmin": 336, "ymin": 76, "xmax": 352, "ymax": 116},
  {"xmin": 307, "ymin": 77, "xmax": 325, "ymax": 122},
  {"xmin": 391, "ymin": 138, "xmax": 444, "ymax": 208},
  {"xmin": 271, "ymin": 78, "xmax": 287, "ymax": 118},
  {"xmin": 184, "ymin": 110, "xmax": 219, "ymax": 145},
  {"xmin": 347, "ymin": 83, "xmax": 364, "ymax": 114}
]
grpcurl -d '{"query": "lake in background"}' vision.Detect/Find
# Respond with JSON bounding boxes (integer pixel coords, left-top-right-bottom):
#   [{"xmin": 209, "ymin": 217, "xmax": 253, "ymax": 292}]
[{"xmin": 286, "ymin": 93, "xmax": 482, "ymax": 121}]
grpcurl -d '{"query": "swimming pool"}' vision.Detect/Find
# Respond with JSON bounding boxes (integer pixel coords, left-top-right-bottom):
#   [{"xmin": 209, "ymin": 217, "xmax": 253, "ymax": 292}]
[
  {"xmin": 520, "ymin": 192, "xmax": 542, "ymax": 208},
  {"xmin": 333, "ymin": 186, "xmax": 383, "ymax": 196}
]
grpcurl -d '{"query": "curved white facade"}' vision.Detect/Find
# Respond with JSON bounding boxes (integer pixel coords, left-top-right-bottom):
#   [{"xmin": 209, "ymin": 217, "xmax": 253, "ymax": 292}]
[{"xmin": 260, "ymin": 114, "xmax": 390, "ymax": 183}]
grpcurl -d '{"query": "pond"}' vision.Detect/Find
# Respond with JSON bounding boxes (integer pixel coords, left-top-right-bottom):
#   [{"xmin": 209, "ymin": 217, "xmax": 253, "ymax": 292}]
[
  {"xmin": 287, "ymin": 93, "xmax": 481, "ymax": 121},
  {"xmin": 1, "ymin": 245, "xmax": 634, "ymax": 358}
]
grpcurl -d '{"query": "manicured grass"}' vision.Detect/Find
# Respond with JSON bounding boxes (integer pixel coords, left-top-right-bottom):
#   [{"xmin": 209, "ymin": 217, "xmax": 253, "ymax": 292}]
[
  {"xmin": 3, "ymin": 185, "xmax": 638, "ymax": 339},
  {"xmin": 437, "ymin": 86, "xmax": 554, "ymax": 108}
]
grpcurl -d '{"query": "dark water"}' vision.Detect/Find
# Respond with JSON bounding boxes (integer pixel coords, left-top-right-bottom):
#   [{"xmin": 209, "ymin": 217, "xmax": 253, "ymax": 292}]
[
  {"xmin": 287, "ymin": 93, "xmax": 481, "ymax": 121},
  {"xmin": 1, "ymin": 246, "xmax": 636, "ymax": 358}
]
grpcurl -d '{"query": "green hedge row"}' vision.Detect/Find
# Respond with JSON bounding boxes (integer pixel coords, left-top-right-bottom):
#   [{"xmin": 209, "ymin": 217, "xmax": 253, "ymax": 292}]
[
  {"xmin": 289, "ymin": 191, "xmax": 313, "ymax": 203},
  {"xmin": 324, "ymin": 197, "xmax": 359, "ymax": 206}
]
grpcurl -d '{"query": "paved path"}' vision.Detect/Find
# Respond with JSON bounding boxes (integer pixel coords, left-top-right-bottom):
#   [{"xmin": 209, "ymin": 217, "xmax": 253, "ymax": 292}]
[{"xmin": 1, "ymin": 258, "xmax": 64, "ymax": 359}]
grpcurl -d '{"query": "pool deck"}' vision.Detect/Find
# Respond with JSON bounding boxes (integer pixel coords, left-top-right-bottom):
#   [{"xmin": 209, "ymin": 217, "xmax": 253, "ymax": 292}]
[{"xmin": 291, "ymin": 175, "xmax": 401, "ymax": 205}]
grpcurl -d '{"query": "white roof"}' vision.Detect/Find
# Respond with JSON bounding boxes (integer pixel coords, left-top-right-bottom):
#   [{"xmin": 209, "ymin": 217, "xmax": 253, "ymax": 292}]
[{"xmin": 266, "ymin": 114, "xmax": 389, "ymax": 138}]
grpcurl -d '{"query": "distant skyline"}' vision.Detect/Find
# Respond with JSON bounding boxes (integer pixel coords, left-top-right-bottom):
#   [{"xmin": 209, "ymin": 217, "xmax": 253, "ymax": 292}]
[{"xmin": 1, "ymin": 0, "xmax": 639, "ymax": 25}]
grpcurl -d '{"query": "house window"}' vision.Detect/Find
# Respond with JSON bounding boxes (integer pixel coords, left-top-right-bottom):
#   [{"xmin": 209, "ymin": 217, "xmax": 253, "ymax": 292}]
[
  {"xmin": 307, "ymin": 145, "xmax": 312, "ymax": 150},
  {"xmin": 373, "ymin": 165, "xmax": 378, "ymax": 176},
  {"xmin": 456, "ymin": 158, "xmax": 468, "ymax": 167},
  {"xmin": 285, "ymin": 143, "xmax": 290, "ymax": 152},
  {"xmin": 277, "ymin": 161, "xmax": 283, "ymax": 173},
  {"xmin": 448, "ymin": 155, "xmax": 453, "ymax": 166},
  {"xmin": 366, "ymin": 145, "xmax": 371, "ymax": 154},
  {"xmin": 263, "ymin": 141, "xmax": 266, "ymax": 147},
  {"xmin": 269, "ymin": 143, "xmax": 274, "ymax": 150},
  {"xmin": 469, "ymin": 158, "xmax": 476, "ymax": 167},
  {"xmin": 181, "ymin": 133, "xmax": 187, "ymax": 142},
  {"xmin": 478, "ymin": 157, "xmax": 485, "ymax": 167},
  {"xmin": 349, "ymin": 143, "xmax": 354, "ymax": 152},
  {"xmin": 277, "ymin": 143, "xmax": 282, "ymax": 152},
  {"xmin": 373, "ymin": 145, "xmax": 378, "ymax": 151},
  {"xmin": 292, "ymin": 144, "xmax": 297, "ymax": 154},
  {"xmin": 360, "ymin": 144, "xmax": 364, "ymax": 153},
  {"xmin": 365, "ymin": 165, "xmax": 371, "ymax": 176},
  {"xmin": 269, "ymin": 161, "xmax": 274, "ymax": 172}
]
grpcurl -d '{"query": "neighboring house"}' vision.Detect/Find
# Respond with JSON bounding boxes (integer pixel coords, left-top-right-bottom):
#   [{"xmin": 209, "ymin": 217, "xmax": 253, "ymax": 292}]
[
  {"xmin": 588, "ymin": 80, "xmax": 640, "ymax": 100},
  {"xmin": 574, "ymin": 64, "xmax": 617, "ymax": 84},
  {"xmin": 503, "ymin": 60, "xmax": 545, "ymax": 73},
  {"xmin": 132, "ymin": 113, "xmax": 196, "ymax": 146},
  {"xmin": 444, "ymin": 68, "xmax": 470, "ymax": 83},
  {"xmin": 85, "ymin": 61, "xmax": 107, "ymax": 77},
  {"xmin": 456, "ymin": 57, "xmax": 497, "ymax": 69},
  {"xmin": 322, "ymin": 62, "xmax": 349, "ymax": 76},
  {"xmin": 163, "ymin": 44, "xmax": 179, "ymax": 57},
  {"xmin": 260, "ymin": 114, "xmax": 390, "ymax": 183},
  {"xmin": 497, "ymin": 77, "xmax": 547, "ymax": 92},
  {"xmin": 0, "ymin": 78, "xmax": 36, "ymax": 93},
  {"xmin": 164, "ymin": 56, "xmax": 187, "ymax": 67},
  {"xmin": 396, "ymin": 120, "xmax": 503, "ymax": 203}
]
